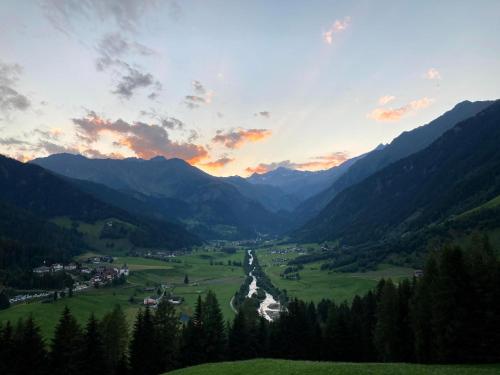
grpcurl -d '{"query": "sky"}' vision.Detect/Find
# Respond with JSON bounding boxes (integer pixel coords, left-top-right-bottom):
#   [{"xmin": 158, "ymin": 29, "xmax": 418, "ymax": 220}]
[{"xmin": 0, "ymin": 0, "xmax": 499, "ymax": 176}]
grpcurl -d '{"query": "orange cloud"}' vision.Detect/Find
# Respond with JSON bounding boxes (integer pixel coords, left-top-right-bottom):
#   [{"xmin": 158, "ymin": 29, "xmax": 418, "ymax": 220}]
[
  {"xmin": 323, "ymin": 16, "xmax": 350, "ymax": 44},
  {"xmin": 245, "ymin": 151, "xmax": 349, "ymax": 175},
  {"xmin": 378, "ymin": 95, "xmax": 396, "ymax": 105},
  {"xmin": 368, "ymin": 97, "xmax": 434, "ymax": 122},
  {"xmin": 72, "ymin": 111, "xmax": 209, "ymax": 164},
  {"xmin": 212, "ymin": 128, "xmax": 272, "ymax": 149},
  {"xmin": 199, "ymin": 157, "xmax": 234, "ymax": 171}
]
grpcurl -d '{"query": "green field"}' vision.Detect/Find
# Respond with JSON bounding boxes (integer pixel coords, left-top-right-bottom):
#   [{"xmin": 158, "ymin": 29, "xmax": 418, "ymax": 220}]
[
  {"xmin": 257, "ymin": 248, "xmax": 414, "ymax": 303},
  {"xmin": 0, "ymin": 249, "xmax": 246, "ymax": 338},
  {"xmin": 167, "ymin": 359, "xmax": 500, "ymax": 375}
]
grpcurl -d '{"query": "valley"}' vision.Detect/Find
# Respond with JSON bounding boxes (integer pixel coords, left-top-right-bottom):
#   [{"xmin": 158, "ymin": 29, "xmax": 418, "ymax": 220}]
[{"xmin": 0, "ymin": 243, "xmax": 414, "ymax": 338}]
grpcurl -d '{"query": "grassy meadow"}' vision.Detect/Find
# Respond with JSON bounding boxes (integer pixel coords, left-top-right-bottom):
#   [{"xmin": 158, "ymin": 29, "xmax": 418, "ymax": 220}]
[
  {"xmin": 0, "ymin": 248, "xmax": 246, "ymax": 339},
  {"xmin": 166, "ymin": 359, "xmax": 500, "ymax": 375},
  {"xmin": 256, "ymin": 246, "xmax": 415, "ymax": 303}
]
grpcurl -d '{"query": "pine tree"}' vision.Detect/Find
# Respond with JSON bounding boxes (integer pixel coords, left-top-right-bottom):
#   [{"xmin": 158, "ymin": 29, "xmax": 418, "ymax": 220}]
[
  {"xmin": 50, "ymin": 307, "xmax": 84, "ymax": 375},
  {"xmin": 373, "ymin": 279, "xmax": 400, "ymax": 361},
  {"xmin": 227, "ymin": 309, "xmax": 249, "ymax": 360},
  {"xmin": 181, "ymin": 295, "xmax": 206, "ymax": 366},
  {"xmin": 153, "ymin": 300, "xmax": 179, "ymax": 372},
  {"xmin": 466, "ymin": 234, "xmax": 500, "ymax": 361},
  {"xmin": 100, "ymin": 305, "xmax": 129, "ymax": 374},
  {"xmin": 431, "ymin": 246, "xmax": 470, "ymax": 363},
  {"xmin": 184, "ymin": 274, "xmax": 189, "ymax": 284},
  {"xmin": 0, "ymin": 321, "xmax": 14, "ymax": 375},
  {"xmin": 13, "ymin": 316, "xmax": 47, "ymax": 375},
  {"xmin": 82, "ymin": 314, "xmax": 107, "ymax": 375},
  {"xmin": 203, "ymin": 291, "xmax": 226, "ymax": 362},
  {"xmin": 130, "ymin": 307, "xmax": 156, "ymax": 375},
  {"xmin": 411, "ymin": 255, "xmax": 438, "ymax": 363}
]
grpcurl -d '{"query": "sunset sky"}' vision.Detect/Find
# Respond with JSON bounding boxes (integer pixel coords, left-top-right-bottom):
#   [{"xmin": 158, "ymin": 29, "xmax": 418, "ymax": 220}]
[{"xmin": 1, "ymin": 0, "xmax": 499, "ymax": 176}]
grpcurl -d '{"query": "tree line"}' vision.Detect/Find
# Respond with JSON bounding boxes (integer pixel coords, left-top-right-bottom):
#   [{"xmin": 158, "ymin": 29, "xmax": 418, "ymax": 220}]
[{"xmin": 1, "ymin": 238, "xmax": 499, "ymax": 375}]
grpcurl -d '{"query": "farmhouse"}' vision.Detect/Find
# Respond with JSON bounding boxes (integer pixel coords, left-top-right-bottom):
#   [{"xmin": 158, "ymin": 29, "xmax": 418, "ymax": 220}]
[{"xmin": 33, "ymin": 266, "xmax": 51, "ymax": 274}]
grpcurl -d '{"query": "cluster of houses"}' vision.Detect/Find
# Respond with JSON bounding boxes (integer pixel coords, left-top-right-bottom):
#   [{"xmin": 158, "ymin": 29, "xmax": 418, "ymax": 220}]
[
  {"xmin": 33, "ymin": 262, "xmax": 77, "ymax": 274},
  {"xmin": 143, "ymin": 295, "xmax": 183, "ymax": 307},
  {"xmin": 143, "ymin": 250, "xmax": 185, "ymax": 263},
  {"xmin": 9, "ymin": 291, "xmax": 52, "ymax": 304},
  {"xmin": 89, "ymin": 265, "xmax": 129, "ymax": 286},
  {"xmin": 31, "ymin": 259, "xmax": 130, "ymax": 289}
]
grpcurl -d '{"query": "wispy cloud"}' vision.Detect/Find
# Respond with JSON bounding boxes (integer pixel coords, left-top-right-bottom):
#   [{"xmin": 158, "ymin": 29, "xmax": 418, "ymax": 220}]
[
  {"xmin": 200, "ymin": 157, "xmax": 234, "ymax": 170},
  {"xmin": 0, "ymin": 61, "xmax": 30, "ymax": 116},
  {"xmin": 423, "ymin": 68, "xmax": 442, "ymax": 80},
  {"xmin": 94, "ymin": 33, "xmax": 161, "ymax": 100},
  {"xmin": 212, "ymin": 128, "xmax": 272, "ymax": 149},
  {"xmin": 323, "ymin": 16, "xmax": 350, "ymax": 45},
  {"xmin": 245, "ymin": 151, "xmax": 349, "ymax": 174},
  {"xmin": 72, "ymin": 111, "xmax": 209, "ymax": 163},
  {"xmin": 184, "ymin": 80, "xmax": 214, "ymax": 109},
  {"xmin": 378, "ymin": 95, "xmax": 396, "ymax": 105},
  {"xmin": 254, "ymin": 111, "xmax": 271, "ymax": 118},
  {"xmin": 368, "ymin": 97, "xmax": 434, "ymax": 122},
  {"xmin": 41, "ymin": 0, "xmax": 160, "ymax": 34}
]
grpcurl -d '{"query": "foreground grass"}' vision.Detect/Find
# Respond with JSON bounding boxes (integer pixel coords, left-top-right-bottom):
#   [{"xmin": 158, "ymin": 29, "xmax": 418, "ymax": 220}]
[{"xmin": 167, "ymin": 359, "xmax": 500, "ymax": 375}]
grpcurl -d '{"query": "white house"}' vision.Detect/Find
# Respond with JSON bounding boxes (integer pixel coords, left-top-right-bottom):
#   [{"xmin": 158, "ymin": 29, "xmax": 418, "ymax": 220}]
[
  {"xmin": 33, "ymin": 266, "xmax": 51, "ymax": 274},
  {"xmin": 52, "ymin": 263, "xmax": 64, "ymax": 272}
]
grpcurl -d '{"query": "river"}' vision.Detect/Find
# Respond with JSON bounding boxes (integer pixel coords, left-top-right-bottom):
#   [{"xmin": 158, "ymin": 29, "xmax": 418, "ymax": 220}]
[{"xmin": 246, "ymin": 249, "xmax": 281, "ymax": 321}]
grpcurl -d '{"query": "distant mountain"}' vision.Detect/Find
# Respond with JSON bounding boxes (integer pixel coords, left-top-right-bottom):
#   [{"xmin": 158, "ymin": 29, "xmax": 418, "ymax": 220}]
[
  {"xmin": 32, "ymin": 155, "xmax": 290, "ymax": 239},
  {"xmin": 294, "ymin": 100, "xmax": 495, "ymax": 223},
  {"xmin": 0, "ymin": 155, "xmax": 200, "ymax": 256},
  {"xmin": 296, "ymin": 101, "xmax": 500, "ymax": 252},
  {"xmin": 222, "ymin": 176, "xmax": 298, "ymax": 213},
  {"xmin": 247, "ymin": 151, "xmax": 369, "ymax": 202}
]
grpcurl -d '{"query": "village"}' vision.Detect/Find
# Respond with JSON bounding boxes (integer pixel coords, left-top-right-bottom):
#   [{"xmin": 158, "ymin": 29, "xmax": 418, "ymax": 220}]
[{"xmin": 9, "ymin": 256, "xmax": 130, "ymax": 305}]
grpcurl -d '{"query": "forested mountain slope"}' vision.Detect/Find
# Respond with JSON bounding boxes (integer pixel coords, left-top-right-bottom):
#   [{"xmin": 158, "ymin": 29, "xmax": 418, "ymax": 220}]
[
  {"xmin": 32, "ymin": 155, "xmax": 290, "ymax": 239},
  {"xmin": 294, "ymin": 100, "xmax": 494, "ymax": 223},
  {"xmin": 296, "ymin": 101, "xmax": 500, "ymax": 248}
]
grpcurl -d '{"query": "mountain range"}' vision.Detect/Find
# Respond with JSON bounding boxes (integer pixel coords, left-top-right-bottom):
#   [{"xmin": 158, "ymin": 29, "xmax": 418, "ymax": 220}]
[
  {"xmin": 0, "ymin": 155, "xmax": 201, "ymax": 268},
  {"xmin": 1, "ymin": 99, "xmax": 498, "ymax": 270},
  {"xmin": 296, "ymin": 100, "xmax": 500, "ymax": 265},
  {"xmin": 32, "ymin": 155, "xmax": 292, "ymax": 239}
]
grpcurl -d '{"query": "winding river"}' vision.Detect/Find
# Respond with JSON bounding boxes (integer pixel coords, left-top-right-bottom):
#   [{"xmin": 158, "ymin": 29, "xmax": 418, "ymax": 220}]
[{"xmin": 246, "ymin": 249, "xmax": 281, "ymax": 321}]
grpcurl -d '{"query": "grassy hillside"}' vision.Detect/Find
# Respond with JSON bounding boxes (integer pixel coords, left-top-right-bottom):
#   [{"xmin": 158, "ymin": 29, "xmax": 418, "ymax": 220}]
[{"xmin": 167, "ymin": 359, "xmax": 500, "ymax": 375}]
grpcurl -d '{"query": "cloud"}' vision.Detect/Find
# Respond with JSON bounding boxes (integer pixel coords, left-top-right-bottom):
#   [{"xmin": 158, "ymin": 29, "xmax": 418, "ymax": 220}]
[
  {"xmin": 368, "ymin": 97, "xmax": 434, "ymax": 122},
  {"xmin": 140, "ymin": 109, "xmax": 185, "ymax": 130},
  {"xmin": 0, "ymin": 61, "xmax": 30, "ymax": 115},
  {"xmin": 41, "ymin": 0, "xmax": 160, "ymax": 34},
  {"xmin": 245, "ymin": 151, "xmax": 349, "ymax": 174},
  {"xmin": 0, "ymin": 137, "xmax": 30, "ymax": 146},
  {"xmin": 192, "ymin": 80, "xmax": 206, "ymax": 95},
  {"xmin": 200, "ymin": 157, "xmax": 234, "ymax": 170},
  {"xmin": 112, "ymin": 66, "xmax": 161, "ymax": 99},
  {"xmin": 378, "ymin": 95, "xmax": 396, "ymax": 105},
  {"xmin": 245, "ymin": 160, "xmax": 296, "ymax": 174},
  {"xmin": 423, "ymin": 68, "xmax": 442, "ymax": 80},
  {"xmin": 323, "ymin": 16, "xmax": 350, "ymax": 45},
  {"xmin": 72, "ymin": 111, "xmax": 209, "ymax": 163},
  {"xmin": 254, "ymin": 111, "xmax": 271, "ymax": 118},
  {"xmin": 94, "ymin": 33, "xmax": 161, "ymax": 100},
  {"xmin": 212, "ymin": 128, "xmax": 272, "ymax": 149},
  {"xmin": 184, "ymin": 81, "xmax": 214, "ymax": 109},
  {"xmin": 95, "ymin": 33, "xmax": 155, "ymax": 70}
]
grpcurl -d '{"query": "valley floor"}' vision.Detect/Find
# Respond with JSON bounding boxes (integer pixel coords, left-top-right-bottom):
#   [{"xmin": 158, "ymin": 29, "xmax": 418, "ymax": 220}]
[
  {"xmin": 166, "ymin": 359, "xmax": 500, "ymax": 375},
  {"xmin": 0, "ymin": 244, "xmax": 414, "ymax": 338}
]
